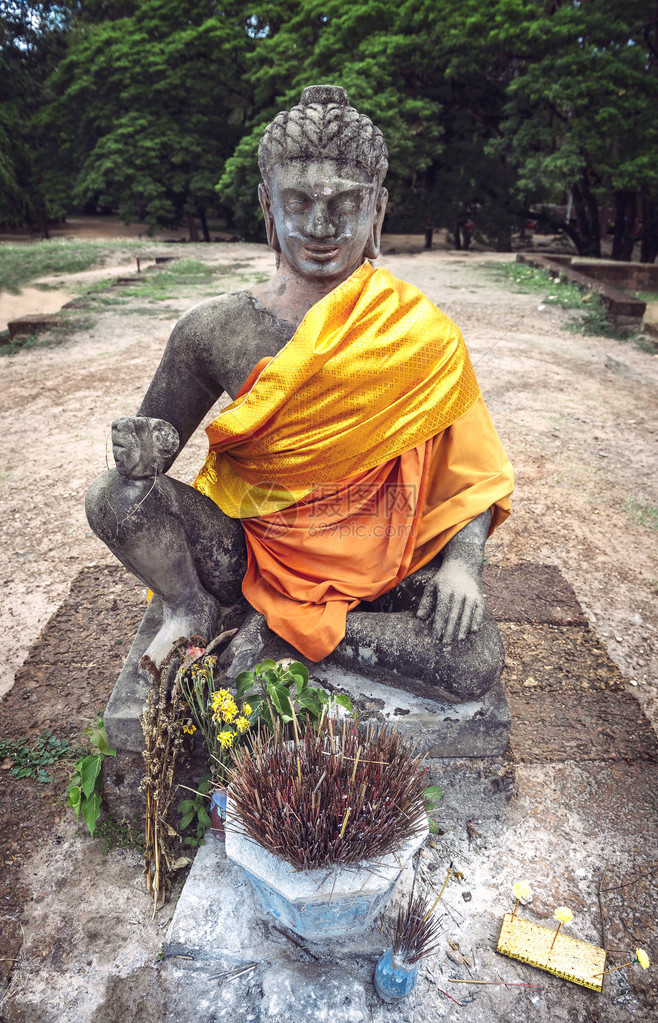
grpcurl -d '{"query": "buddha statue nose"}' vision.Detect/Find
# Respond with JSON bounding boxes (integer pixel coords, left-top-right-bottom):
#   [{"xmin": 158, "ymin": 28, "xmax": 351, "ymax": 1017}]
[{"xmin": 310, "ymin": 204, "xmax": 336, "ymax": 238}]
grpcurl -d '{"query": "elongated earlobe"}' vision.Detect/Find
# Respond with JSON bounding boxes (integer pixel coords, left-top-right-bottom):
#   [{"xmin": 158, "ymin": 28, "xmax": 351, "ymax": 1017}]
[
  {"xmin": 364, "ymin": 187, "xmax": 388, "ymax": 259},
  {"xmin": 258, "ymin": 183, "xmax": 281, "ymax": 252}
]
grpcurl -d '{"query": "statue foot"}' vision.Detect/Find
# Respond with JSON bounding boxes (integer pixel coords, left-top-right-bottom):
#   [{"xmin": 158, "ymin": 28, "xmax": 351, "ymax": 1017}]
[
  {"xmin": 220, "ymin": 609, "xmax": 274, "ymax": 678},
  {"xmin": 143, "ymin": 591, "xmax": 223, "ymax": 667}
]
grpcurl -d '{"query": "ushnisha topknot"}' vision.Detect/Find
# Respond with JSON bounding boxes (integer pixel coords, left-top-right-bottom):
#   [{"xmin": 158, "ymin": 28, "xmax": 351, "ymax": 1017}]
[{"xmin": 258, "ymin": 84, "xmax": 389, "ymax": 186}]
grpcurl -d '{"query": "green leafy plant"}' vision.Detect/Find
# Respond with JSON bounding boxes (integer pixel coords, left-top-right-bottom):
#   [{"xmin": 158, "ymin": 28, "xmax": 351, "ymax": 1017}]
[
  {"xmin": 66, "ymin": 720, "xmax": 116, "ymax": 837},
  {"xmin": 177, "ymin": 773, "xmax": 213, "ymax": 847},
  {"xmin": 0, "ymin": 732, "xmax": 82, "ymax": 783},
  {"xmin": 235, "ymin": 659, "xmax": 355, "ymax": 732},
  {"xmin": 423, "ymin": 784, "xmax": 443, "ymax": 835},
  {"xmin": 95, "ymin": 813, "xmax": 145, "ymax": 855}
]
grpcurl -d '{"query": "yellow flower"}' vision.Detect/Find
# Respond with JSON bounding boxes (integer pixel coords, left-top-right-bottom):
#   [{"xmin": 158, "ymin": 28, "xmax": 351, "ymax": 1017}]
[
  {"xmin": 512, "ymin": 881, "xmax": 532, "ymax": 902},
  {"xmin": 636, "ymin": 948, "xmax": 650, "ymax": 970},
  {"xmin": 182, "ymin": 722, "xmax": 196, "ymax": 735},
  {"xmin": 242, "ymin": 703, "xmax": 252, "ymax": 718},
  {"xmin": 222, "ymin": 700, "xmax": 238, "ymax": 723},
  {"xmin": 218, "ymin": 730, "xmax": 234, "ymax": 749},
  {"xmin": 236, "ymin": 715, "xmax": 250, "ymax": 733},
  {"xmin": 554, "ymin": 907, "xmax": 573, "ymax": 925}
]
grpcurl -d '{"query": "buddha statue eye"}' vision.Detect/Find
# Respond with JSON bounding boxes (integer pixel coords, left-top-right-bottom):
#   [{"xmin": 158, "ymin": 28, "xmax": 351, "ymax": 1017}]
[
  {"xmin": 285, "ymin": 200, "xmax": 307, "ymax": 213},
  {"xmin": 334, "ymin": 200, "xmax": 357, "ymax": 214}
]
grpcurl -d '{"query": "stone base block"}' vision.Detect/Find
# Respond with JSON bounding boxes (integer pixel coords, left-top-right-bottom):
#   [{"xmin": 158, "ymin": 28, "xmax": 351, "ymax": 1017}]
[
  {"xmin": 104, "ymin": 597, "xmax": 163, "ymax": 752},
  {"xmin": 102, "ymin": 749, "xmax": 145, "ymax": 819},
  {"xmin": 309, "ymin": 666, "xmax": 511, "ymax": 758},
  {"xmin": 425, "ymin": 747, "xmax": 516, "ymax": 823}
]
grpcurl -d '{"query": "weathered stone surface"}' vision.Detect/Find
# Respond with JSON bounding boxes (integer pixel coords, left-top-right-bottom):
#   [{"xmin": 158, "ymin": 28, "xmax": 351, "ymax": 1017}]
[
  {"xmin": 310, "ymin": 667, "xmax": 511, "ymax": 758},
  {"xmin": 260, "ymin": 963, "xmax": 367, "ymax": 1023},
  {"xmin": 104, "ymin": 596, "xmax": 163, "ymax": 752},
  {"xmin": 7, "ymin": 313, "xmax": 59, "ymax": 338},
  {"xmin": 165, "ymin": 837, "xmax": 286, "ymax": 963}
]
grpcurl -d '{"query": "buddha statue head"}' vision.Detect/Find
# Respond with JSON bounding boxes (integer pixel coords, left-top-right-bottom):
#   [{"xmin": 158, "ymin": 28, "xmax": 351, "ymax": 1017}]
[{"xmin": 257, "ymin": 85, "xmax": 389, "ymax": 281}]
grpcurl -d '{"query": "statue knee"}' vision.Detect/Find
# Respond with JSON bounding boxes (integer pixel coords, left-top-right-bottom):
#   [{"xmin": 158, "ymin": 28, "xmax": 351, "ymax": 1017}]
[
  {"xmin": 436, "ymin": 613, "xmax": 505, "ymax": 701},
  {"xmin": 85, "ymin": 469, "xmax": 153, "ymax": 544}
]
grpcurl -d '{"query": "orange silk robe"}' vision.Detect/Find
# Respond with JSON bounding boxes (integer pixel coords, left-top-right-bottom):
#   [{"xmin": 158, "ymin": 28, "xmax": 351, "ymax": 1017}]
[{"xmin": 195, "ymin": 261, "xmax": 513, "ymax": 659}]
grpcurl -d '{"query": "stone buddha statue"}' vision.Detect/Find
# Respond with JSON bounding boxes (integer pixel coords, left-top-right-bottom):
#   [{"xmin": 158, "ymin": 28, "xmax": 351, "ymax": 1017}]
[{"xmin": 86, "ymin": 84, "xmax": 513, "ymax": 707}]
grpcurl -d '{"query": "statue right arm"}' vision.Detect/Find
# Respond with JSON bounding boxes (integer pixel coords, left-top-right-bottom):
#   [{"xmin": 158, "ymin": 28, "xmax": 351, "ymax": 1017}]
[{"xmin": 112, "ymin": 301, "xmax": 230, "ymax": 478}]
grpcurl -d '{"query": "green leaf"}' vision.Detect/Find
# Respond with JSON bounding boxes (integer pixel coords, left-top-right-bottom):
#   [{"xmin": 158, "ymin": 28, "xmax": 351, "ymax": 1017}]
[
  {"xmin": 424, "ymin": 785, "xmax": 443, "ymax": 803},
  {"xmin": 289, "ymin": 662, "xmax": 308, "ymax": 685},
  {"xmin": 255, "ymin": 659, "xmax": 277, "ymax": 673},
  {"xmin": 297, "ymin": 690, "xmax": 320, "ymax": 718},
  {"xmin": 262, "ymin": 669, "xmax": 278, "ymax": 687},
  {"xmin": 85, "ymin": 721, "xmax": 116, "ymax": 758},
  {"xmin": 177, "ymin": 799, "xmax": 196, "ymax": 814},
  {"xmin": 235, "ymin": 671, "xmax": 255, "ymax": 698},
  {"xmin": 332, "ymin": 693, "xmax": 355, "ymax": 716},
  {"xmin": 80, "ymin": 755, "xmax": 103, "ymax": 798},
  {"xmin": 267, "ymin": 682, "xmax": 293, "ymax": 721},
  {"xmin": 67, "ymin": 785, "xmax": 82, "ymax": 818},
  {"xmin": 82, "ymin": 791, "xmax": 102, "ymax": 836},
  {"xmin": 197, "ymin": 807, "xmax": 212, "ymax": 828},
  {"xmin": 179, "ymin": 812, "xmax": 195, "ymax": 830}
]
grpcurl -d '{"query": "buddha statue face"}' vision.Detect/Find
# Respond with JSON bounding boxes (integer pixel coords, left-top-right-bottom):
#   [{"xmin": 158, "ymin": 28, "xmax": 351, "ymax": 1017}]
[{"xmin": 257, "ymin": 85, "xmax": 389, "ymax": 284}]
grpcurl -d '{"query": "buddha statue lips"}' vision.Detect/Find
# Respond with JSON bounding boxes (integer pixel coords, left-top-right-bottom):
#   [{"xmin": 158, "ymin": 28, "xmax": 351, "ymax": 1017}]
[{"xmin": 85, "ymin": 83, "xmax": 513, "ymax": 702}]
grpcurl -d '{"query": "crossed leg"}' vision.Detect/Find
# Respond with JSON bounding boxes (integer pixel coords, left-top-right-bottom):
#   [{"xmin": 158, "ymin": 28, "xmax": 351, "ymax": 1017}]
[{"xmin": 85, "ymin": 468, "xmax": 249, "ymax": 665}]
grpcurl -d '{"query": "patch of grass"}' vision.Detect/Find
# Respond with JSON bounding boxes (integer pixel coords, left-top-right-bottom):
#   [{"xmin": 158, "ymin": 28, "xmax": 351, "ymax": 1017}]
[
  {"xmin": 0, "ymin": 238, "xmax": 148, "ymax": 294},
  {"xmin": 486, "ymin": 262, "xmax": 587, "ymax": 306},
  {"xmin": 632, "ymin": 290, "xmax": 658, "ymax": 304},
  {"xmin": 0, "ymin": 732, "xmax": 84, "ymax": 783},
  {"xmin": 95, "ymin": 813, "xmax": 145, "ymax": 854},
  {"xmin": 118, "ymin": 258, "xmax": 247, "ymax": 301},
  {"xmin": 484, "ymin": 262, "xmax": 637, "ymax": 339},
  {"xmin": 622, "ymin": 498, "xmax": 658, "ymax": 530}
]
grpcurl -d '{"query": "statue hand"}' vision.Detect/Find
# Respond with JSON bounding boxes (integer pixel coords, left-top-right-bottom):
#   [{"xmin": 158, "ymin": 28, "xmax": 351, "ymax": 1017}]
[
  {"xmin": 111, "ymin": 416, "xmax": 179, "ymax": 479},
  {"xmin": 416, "ymin": 560, "xmax": 485, "ymax": 647}
]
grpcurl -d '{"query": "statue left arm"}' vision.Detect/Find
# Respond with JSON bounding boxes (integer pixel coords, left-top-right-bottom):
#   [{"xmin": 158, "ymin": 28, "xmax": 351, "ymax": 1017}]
[{"xmin": 416, "ymin": 508, "xmax": 491, "ymax": 647}]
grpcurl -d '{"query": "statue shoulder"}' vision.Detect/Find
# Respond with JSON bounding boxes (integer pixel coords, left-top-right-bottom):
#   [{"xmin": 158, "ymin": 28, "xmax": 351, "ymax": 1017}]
[{"xmin": 171, "ymin": 290, "xmax": 260, "ymax": 345}]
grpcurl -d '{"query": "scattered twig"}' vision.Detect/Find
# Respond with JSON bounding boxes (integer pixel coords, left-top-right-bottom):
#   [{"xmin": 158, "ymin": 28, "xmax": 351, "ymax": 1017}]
[
  {"xmin": 600, "ymin": 866, "xmax": 658, "ymax": 893},
  {"xmin": 449, "ymin": 978, "xmax": 547, "ymax": 987}
]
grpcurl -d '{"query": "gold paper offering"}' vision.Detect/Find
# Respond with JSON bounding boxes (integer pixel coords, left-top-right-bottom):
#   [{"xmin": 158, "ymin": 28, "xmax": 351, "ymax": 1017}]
[{"xmin": 497, "ymin": 913, "xmax": 607, "ymax": 991}]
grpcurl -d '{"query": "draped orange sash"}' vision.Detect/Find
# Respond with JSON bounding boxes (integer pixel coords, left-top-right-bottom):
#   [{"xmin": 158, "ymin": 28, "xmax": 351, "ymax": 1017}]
[{"xmin": 195, "ymin": 263, "xmax": 513, "ymax": 659}]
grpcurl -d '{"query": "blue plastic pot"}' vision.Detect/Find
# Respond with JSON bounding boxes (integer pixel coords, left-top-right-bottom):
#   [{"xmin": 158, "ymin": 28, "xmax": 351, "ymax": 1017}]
[
  {"xmin": 209, "ymin": 789, "xmax": 228, "ymax": 838},
  {"xmin": 374, "ymin": 947, "xmax": 419, "ymax": 1002}
]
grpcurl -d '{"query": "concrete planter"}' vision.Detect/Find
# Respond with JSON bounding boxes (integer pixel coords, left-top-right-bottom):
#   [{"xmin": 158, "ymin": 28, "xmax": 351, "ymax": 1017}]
[{"xmin": 224, "ymin": 795, "xmax": 428, "ymax": 940}]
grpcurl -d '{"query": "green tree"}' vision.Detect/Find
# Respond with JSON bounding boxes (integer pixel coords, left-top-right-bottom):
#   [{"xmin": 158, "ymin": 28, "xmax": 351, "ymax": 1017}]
[
  {"xmin": 0, "ymin": 1, "xmax": 71, "ymax": 232},
  {"xmin": 42, "ymin": 0, "xmax": 255, "ymax": 237}
]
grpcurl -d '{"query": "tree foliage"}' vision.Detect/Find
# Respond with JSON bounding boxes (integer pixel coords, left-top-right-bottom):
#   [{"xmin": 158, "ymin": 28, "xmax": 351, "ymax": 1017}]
[{"xmin": 2, "ymin": 0, "xmax": 658, "ymax": 258}]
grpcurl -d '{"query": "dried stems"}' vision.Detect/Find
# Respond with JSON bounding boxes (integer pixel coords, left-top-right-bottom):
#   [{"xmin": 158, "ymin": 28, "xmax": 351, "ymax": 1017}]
[
  {"xmin": 140, "ymin": 637, "xmax": 190, "ymax": 914},
  {"xmin": 229, "ymin": 719, "xmax": 427, "ymax": 869}
]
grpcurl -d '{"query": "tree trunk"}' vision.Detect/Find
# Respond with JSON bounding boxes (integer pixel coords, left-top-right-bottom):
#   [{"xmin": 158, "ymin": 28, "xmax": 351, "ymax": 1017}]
[
  {"xmin": 572, "ymin": 178, "xmax": 600, "ymax": 257},
  {"xmin": 580, "ymin": 173, "xmax": 601, "ymax": 257},
  {"xmin": 187, "ymin": 213, "xmax": 199, "ymax": 242},
  {"xmin": 424, "ymin": 226, "xmax": 433, "ymax": 250},
  {"xmin": 612, "ymin": 190, "xmax": 637, "ymax": 261},
  {"xmin": 495, "ymin": 227, "xmax": 512, "ymax": 252},
  {"xmin": 640, "ymin": 190, "xmax": 657, "ymax": 264},
  {"xmin": 198, "ymin": 206, "xmax": 211, "ymax": 243}
]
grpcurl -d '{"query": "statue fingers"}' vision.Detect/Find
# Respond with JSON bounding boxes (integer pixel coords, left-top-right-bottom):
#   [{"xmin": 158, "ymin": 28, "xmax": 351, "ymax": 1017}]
[
  {"xmin": 416, "ymin": 581, "xmax": 436, "ymax": 621},
  {"xmin": 433, "ymin": 590, "xmax": 452, "ymax": 644},
  {"xmin": 470, "ymin": 599, "xmax": 486, "ymax": 634},
  {"xmin": 457, "ymin": 599, "xmax": 477, "ymax": 643},
  {"xmin": 442, "ymin": 593, "xmax": 465, "ymax": 648}
]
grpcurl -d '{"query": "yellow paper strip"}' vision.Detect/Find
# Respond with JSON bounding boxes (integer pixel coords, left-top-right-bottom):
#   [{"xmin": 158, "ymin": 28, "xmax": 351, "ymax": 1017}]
[{"xmin": 496, "ymin": 913, "xmax": 607, "ymax": 992}]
